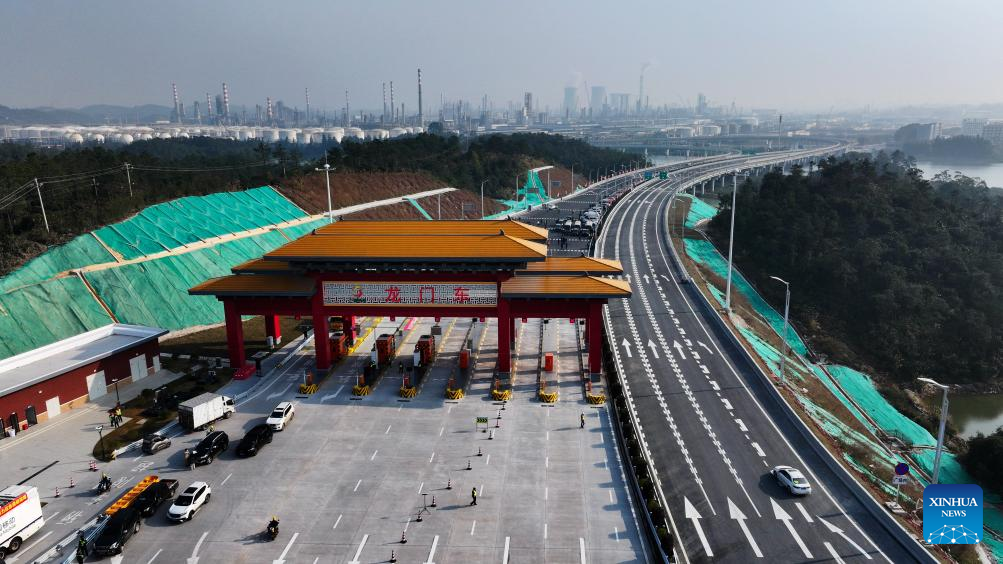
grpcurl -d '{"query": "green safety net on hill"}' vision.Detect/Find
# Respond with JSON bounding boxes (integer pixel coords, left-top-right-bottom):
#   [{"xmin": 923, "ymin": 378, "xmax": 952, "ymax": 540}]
[
  {"xmin": 404, "ymin": 198, "xmax": 434, "ymax": 220},
  {"xmin": 277, "ymin": 217, "xmax": 329, "ymax": 241},
  {"xmin": 484, "ymin": 169, "xmax": 557, "ymax": 219},
  {"xmin": 0, "ymin": 234, "xmax": 115, "ymax": 293},
  {"xmin": 678, "ymin": 194, "xmax": 718, "ymax": 230},
  {"xmin": 93, "ymin": 187, "xmax": 306, "ymax": 260},
  {"xmin": 0, "ymin": 276, "xmax": 113, "ymax": 358},
  {"xmin": 85, "ymin": 230, "xmax": 290, "ymax": 330}
]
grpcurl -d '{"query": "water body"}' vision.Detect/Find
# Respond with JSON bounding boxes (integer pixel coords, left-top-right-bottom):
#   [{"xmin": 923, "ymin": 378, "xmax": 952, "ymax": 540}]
[
  {"xmin": 947, "ymin": 394, "xmax": 1003, "ymax": 439},
  {"xmin": 915, "ymin": 161, "xmax": 1003, "ymax": 189}
]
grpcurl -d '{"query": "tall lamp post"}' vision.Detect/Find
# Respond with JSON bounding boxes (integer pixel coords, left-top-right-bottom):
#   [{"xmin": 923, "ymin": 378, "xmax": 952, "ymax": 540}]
[
  {"xmin": 917, "ymin": 377, "xmax": 950, "ymax": 484},
  {"xmin": 724, "ymin": 171, "xmax": 740, "ymax": 312},
  {"xmin": 314, "ymin": 163, "xmax": 335, "ymax": 223},
  {"xmin": 97, "ymin": 425, "xmax": 106, "ymax": 460},
  {"xmin": 480, "ymin": 180, "xmax": 488, "ymax": 219},
  {"xmin": 111, "ymin": 378, "xmax": 121, "ymax": 405},
  {"xmin": 769, "ymin": 276, "xmax": 791, "ymax": 385}
]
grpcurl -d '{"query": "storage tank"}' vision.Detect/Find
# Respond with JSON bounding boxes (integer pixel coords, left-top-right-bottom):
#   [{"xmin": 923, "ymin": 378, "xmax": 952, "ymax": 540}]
[
  {"xmin": 324, "ymin": 128, "xmax": 345, "ymax": 143},
  {"xmin": 67, "ymin": 133, "xmax": 84, "ymax": 144},
  {"xmin": 280, "ymin": 129, "xmax": 298, "ymax": 143},
  {"xmin": 700, "ymin": 125, "xmax": 722, "ymax": 136},
  {"xmin": 345, "ymin": 127, "xmax": 364, "ymax": 141},
  {"xmin": 299, "ymin": 130, "xmax": 312, "ymax": 144},
  {"xmin": 138, "ymin": 133, "xmax": 153, "ymax": 141},
  {"xmin": 412, "ymin": 127, "xmax": 424, "ymax": 134},
  {"xmin": 91, "ymin": 134, "xmax": 105, "ymax": 143},
  {"xmin": 120, "ymin": 134, "xmax": 134, "ymax": 144},
  {"xmin": 262, "ymin": 128, "xmax": 280, "ymax": 143},
  {"xmin": 367, "ymin": 129, "xmax": 389, "ymax": 140},
  {"xmin": 389, "ymin": 127, "xmax": 407, "ymax": 138}
]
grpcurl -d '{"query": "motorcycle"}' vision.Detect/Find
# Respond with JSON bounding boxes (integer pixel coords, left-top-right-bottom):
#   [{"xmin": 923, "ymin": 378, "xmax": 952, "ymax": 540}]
[
  {"xmin": 95, "ymin": 476, "xmax": 111, "ymax": 494},
  {"xmin": 266, "ymin": 519, "xmax": 279, "ymax": 541}
]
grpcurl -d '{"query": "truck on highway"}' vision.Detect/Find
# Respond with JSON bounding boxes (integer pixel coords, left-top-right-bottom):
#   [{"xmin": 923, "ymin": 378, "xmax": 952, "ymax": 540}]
[
  {"xmin": 178, "ymin": 392, "xmax": 235, "ymax": 432},
  {"xmin": 0, "ymin": 485, "xmax": 44, "ymax": 561}
]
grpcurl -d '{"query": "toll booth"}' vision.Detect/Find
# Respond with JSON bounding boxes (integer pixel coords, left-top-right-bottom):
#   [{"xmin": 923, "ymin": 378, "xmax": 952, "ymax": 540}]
[
  {"xmin": 415, "ymin": 335, "xmax": 436, "ymax": 367},
  {"xmin": 330, "ymin": 331, "xmax": 347, "ymax": 362},
  {"xmin": 375, "ymin": 333, "xmax": 396, "ymax": 367}
]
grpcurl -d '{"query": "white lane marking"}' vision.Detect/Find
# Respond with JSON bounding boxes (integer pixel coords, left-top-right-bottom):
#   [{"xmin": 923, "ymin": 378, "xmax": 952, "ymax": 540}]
[
  {"xmin": 735, "ymin": 418, "xmax": 748, "ymax": 432},
  {"xmin": 417, "ymin": 481, "xmax": 424, "ymax": 494},
  {"xmin": 274, "ymin": 532, "xmax": 299, "ymax": 563},
  {"xmin": 825, "ymin": 542, "xmax": 847, "ymax": 564},
  {"xmin": 503, "ymin": 536, "xmax": 510, "ymax": 563},
  {"xmin": 684, "ymin": 497, "xmax": 713, "ymax": 557},
  {"xmin": 544, "ymin": 523, "xmax": 548, "ymax": 539},
  {"xmin": 404, "ymin": 516, "xmax": 412, "ymax": 531},
  {"xmin": 579, "ymin": 537, "xmax": 587, "ymax": 564},
  {"xmin": 479, "ymin": 484, "xmax": 484, "ymax": 497},
  {"xmin": 385, "ymin": 424, "xmax": 392, "ymax": 434},
  {"xmin": 46, "ymin": 511, "xmax": 60, "ymax": 521},
  {"xmin": 751, "ymin": 442, "xmax": 766, "ymax": 457},
  {"xmin": 220, "ymin": 473, "xmax": 232, "ymax": 486},
  {"xmin": 609, "ymin": 489, "xmax": 614, "ymax": 503},
  {"xmin": 795, "ymin": 502, "xmax": 813, "ymax": 522},
  {"xmin": 370, "ymin": 449, "xmax": 378, "ymax": 461},
  {"xmin": 12, "ymin": 530, "xmax": 52, "ymax": 558},
  {"xmin": 545, "ymin": 456, "xmax": 549, "ymax": 468},
  {"xmin": 721, "ymin": 398, "xmax": 733, "ymax": 410},
  {"xmin": 333, "ymin": 514, "xmax": 342, "ymax": 529},
  {"xmin": 321, "ymin": 385, "xmax": 344, "ymax": 402},
  {"xmin": 146, "ymin": 549, "xmax": 163, "ymax": 564},
  {"xmin": 615, "ymin": 526, "xmax": 620, "ymax": 542},
  {"xmin": 423, "ymin": 534, "xmax": 439, "ymax": 564},
  {"xmin": 267, "ymin": 383, "xmax": 293, "ymax": 400},
  {"xmin": 429, "ymin": 451, "xmax": 436, "ymax": 464},
  {"xmin": 347, "ymin": 533, "xmax": 369, "ymax": 564},
  {"xmin": 485, "ymin": 454, "xmax": 491, "ymax": 466},
  {"xmin": 354, "ymin": 479, "xmax": 362, "ymax": 492},
  {"xmin": 190, "ymin": 530, "xmax": 209, "ymax": 562},
  {"xmin": 709, "ymin": 380, "xmax": 720, "ymax": 391},
  {"xmin": 817, "ymin": 515, "xmax": 872, "ymax": 559},
  {"xmin": 772, "ymin": 499, "xmax": 811, "ymax": 558},
  {"xmin": 471, "ymin": 520, "xmax": 477, "ymax": 535},
  {"xmin": 697, "ymin": 341, "xmax": 714, "ymax": 355},
  {"xmin": 439, "ymin": 426, "xmax": 444, "ymax": 437},
  {"xmin": 728, "ymin": 498, "xmax": 763, "ymax": 557},
  {"xmin": 544, "ymin": 487, "xmax": 548, "ymax": 500},
  {"xmin": 546, "ymin": 431, "xmax": 549, "ymax": 441}
]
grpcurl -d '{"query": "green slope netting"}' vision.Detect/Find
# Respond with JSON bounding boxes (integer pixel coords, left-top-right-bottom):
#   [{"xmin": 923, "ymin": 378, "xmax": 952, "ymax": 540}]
[
  {"xmin": 485, "ymin": 169, "xmax": 558, "ymax": 219},
  {"xmin": 0, "ymin": 277, "xmax": 114, "ymax": 358},
  {"xmin": 679, "ymin": 194, "xmax": 718, "ymax": 229},
  {"xmin": 0, "ymin": 234, "xmax": 116, "ymax": 293},
  {"xmin": 85, "ymin": 230, "xmax": 290, "ymax": 330},
  {"xmin": 278, "ymin": 217, "xmax": 330, "ymax": 240},
  {"xmin": 405, "ymin": 198, "xmax": 434, "ymax": 220},
  {"xmin": 94, "ymin": 187, "xmax": 305, "ymax": 260}
]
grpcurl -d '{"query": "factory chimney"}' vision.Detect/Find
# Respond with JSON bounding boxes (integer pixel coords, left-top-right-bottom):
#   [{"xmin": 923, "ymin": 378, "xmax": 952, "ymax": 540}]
[
  {"xmin": 382, "ymin": 82, "xmax": 388, "ymax": 124},
  {"xmin": 266, "ymin": 97, "xmax": 273, "ymax": 124},
  {"xmin": 305, "ymin": 87, "xmax": 310, "ymax": 122},
  {"xmin": 417, "ymin": 68, "xmax": 424, "ymax": 128},
  {"xmin": 172, "ymin": 83, "xmax": 181, "ymax": 123},
  {"xmin": 206, "ymin": 93, "xmax": 213, "ymax": 118},
  {"xmin": 222, "ymin": 82, "xmax": 230, "ymax": 121},
  {"xmin": 389, "ymin": 81, "xmax": 395, "ymax": 126}
]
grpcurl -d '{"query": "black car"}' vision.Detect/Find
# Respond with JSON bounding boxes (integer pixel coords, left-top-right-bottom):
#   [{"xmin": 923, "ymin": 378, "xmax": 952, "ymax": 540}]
[
  {"xmin": 141, "ymin": 433, "xmax": 171, "ymax": 454},
  {"xmin": 189, "ymin": 431, "xmax": 228, "ymax": 465},
  {"xmin": 130, "ymin": 479, "xmax": 179, "ymax": 517},
  {"xmin": 92, "ymin": 506, "xmax": 142, "ymax": 555},
  {"xmin": 237, "ymin": 424, "xmax": 273, "ymax": 457}
]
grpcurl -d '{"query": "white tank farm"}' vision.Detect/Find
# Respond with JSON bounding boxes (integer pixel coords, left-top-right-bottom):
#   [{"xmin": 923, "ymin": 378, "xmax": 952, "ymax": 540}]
[
  {"xmin": 280, "ymin": 129, "xmax": 298, "ymax": 143},
  {"xmin": 389, "ymin": 128, "xmax": 407, "ymax": 138},
  {"xmin": 345, "ymin": 127, "xmax": 365, "ymax": 141},
  {"xmin": 324, "ymin": 128, "xmax": 345, "ymax": 143}
]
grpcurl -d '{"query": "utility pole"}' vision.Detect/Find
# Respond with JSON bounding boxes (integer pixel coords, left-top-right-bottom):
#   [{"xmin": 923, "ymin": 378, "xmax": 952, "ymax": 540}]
[
  {"xmin": 34, "ymin": 178, "xmax": 49, "ymax": 233},
  {"xmin": 917, "ymin": 378, "xmax": 951, "ymax": 484},
  {"xmin": 314, "ymin": 163, "xmax": 334, "ymax": 223},
  {"xmin": 480, "ymin": 180, "xmax": 488, "ymax": 219},
  {"xmin": 724, "ymin": 173, "xmax": 738, "ymax": 312},
  {"xmin": 124, "ymin": 163, "xmax": 133, "ymax": 197},
  {"xmin": 437, "ymin": 193, "xmax": 441, "ymax": 220},
  {"xmin": 770, "ymin": 276, "xmax": 791, "ymax": 385}
]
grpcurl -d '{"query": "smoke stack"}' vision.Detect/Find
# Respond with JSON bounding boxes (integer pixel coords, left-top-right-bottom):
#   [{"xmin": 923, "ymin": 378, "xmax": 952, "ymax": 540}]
[
  {"xmin": 206, "ymin": 93, "xmax": 213, "ymax": 118},
  {"xmin": 345, "ymin": 90, "xmax": 350, "ymax": 127},
  {"xmin": 222, "ymin": 82, "xmax": 230, "ymax": 120},
  {"xmin": 417, "ymin": 68, "xmax": 423, "ymax": 128},
  {"xmin": 172, "ymin": 83, "xmax": 181, "ymax": 123},
  {"xmin": 266, "ymin": 97, "xmax": 273, "ymax": 124},
  {"xmin": 305, "ymin": 87, "xmax": 310, "ymax": 121},
  {"xmin": 389, "ymin": 81, "xmax": 395, "ymax": 125},
  {"xmin": 382, "ymin": 82, "xmax": 387, "ymax": 124}
]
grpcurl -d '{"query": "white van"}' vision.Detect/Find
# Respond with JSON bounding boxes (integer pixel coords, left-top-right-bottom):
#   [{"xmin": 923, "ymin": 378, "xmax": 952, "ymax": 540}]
[{"xmin": 0, "ymin": 486, "xmax": 44, "ymax": 560}]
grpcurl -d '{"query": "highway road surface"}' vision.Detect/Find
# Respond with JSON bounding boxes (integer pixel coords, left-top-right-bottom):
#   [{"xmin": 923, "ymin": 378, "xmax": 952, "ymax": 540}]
[{"xmin": 596, "ymin": 155, "xmax": 929, "ymax": 563}]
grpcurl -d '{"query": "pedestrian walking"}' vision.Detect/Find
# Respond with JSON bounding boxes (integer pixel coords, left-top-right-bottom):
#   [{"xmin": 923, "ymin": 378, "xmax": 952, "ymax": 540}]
[
  {"xmin": 470, "ymin": 487, "xmax": 478, "ymax": 506},
  {"xmin": 183, "ymin": 448, "xmax": 190, "ymax": 466},
  {"xmin": 115, "ymin": 406, "xmax": 123, "ymax": 426},
  {"xmin": 580, "ymin": 412, "xmax": 586, "ymax": 429},
  {"xmin": 108, "ymin": 412, "xmax": 117, "ymax": 429}
]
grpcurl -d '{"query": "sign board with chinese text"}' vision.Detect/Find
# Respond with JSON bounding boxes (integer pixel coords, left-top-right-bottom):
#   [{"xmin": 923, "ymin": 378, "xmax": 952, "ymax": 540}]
[{"xmin": 323, "ymin": 282, "xmax": 496, "ymax": 307}]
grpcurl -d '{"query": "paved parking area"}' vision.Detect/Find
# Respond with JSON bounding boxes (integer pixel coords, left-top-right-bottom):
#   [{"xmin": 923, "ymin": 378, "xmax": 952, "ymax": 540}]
[{"xmin": 15, "ymin": 316, "xmax": 645, "ymax": 564}]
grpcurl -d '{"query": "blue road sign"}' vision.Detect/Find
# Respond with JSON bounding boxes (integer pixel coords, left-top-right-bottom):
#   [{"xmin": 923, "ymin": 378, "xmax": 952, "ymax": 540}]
[{"xmin": 895, "ymin": 462, "xmax": 910, "ymax": 476}]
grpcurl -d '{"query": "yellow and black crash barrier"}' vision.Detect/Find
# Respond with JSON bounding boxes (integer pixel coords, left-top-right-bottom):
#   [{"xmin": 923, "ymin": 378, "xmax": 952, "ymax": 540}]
[
  {"xmin": 298, "ymin": 383, "xmax": 318, "ymax": 395},
  {"xmin": 445, "ymin": 388, "xmax": 464, "ymax": 400},
  {"xmin": 491, "ymin": 388, "xmax": 512, "ymax": 401},
  {"xmin": 352, "ymin": 384, "xmax": 371, "ymax": 396},
  {"xmin": 400, "ymin": 386, "xmax": 417, "ymax": 398},
  {"xmin": 538, "ymin": 390, "xmax": 558, "ymax": 403},
  {"xmin": 586, "ymin": 392, "xmax": 607, "ymax": 405}
]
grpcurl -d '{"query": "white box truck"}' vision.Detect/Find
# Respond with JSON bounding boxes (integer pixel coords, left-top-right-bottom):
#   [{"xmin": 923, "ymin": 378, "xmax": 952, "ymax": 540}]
[
  {"xmin": 0, "ymin": 485, "xmax": 44, "ymax": 560},
  {"xmin": 178, "ymin": 393, "xmax": 235, "ymax": 431}
]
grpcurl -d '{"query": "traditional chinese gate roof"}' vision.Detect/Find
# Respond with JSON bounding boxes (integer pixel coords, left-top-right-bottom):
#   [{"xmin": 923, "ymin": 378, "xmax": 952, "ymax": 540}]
[
  {"xmin": 518, "ymin": 256, "xmax": 623, "ymax": 276},
  {"xmin": 500, "ymin": 275, "xmax": 632, "ymax": 299},
  {"xmin": 314, "ymin": 218, "xmax": 548, "ymax": 242},
  {"xmin": 189, "ymin": 275, "xmax": 316, "ymax": 297}
]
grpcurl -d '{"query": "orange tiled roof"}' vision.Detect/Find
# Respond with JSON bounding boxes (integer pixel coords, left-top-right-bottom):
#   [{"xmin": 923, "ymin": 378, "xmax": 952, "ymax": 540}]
[
  {"xmin": 265, "ymin": 233, "xmax": 547, "ymax": 263},
  {"xmin": 231, "ymin": 258, "xmax": 294, "ymax": 274},
  {"xmin": 314, "ymin": 219, "xmax": 548, "ymax": 241},
  {"xmin": 519, "ymin": 256, "xmax": 623, "ymax": 275},
  {"xmin": 188, "ymin": 275, "xmax": 315, "ymax": 297},
  {"xmin": 500, "ymin": 275, "xmax": 631, "ymax": 299}
]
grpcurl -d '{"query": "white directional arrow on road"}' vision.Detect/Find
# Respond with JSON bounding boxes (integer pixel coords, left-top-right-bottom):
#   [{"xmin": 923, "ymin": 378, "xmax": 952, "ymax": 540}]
[
  {"xmin": 647, "ymin": 339, "xmax": 659, "ymax": 359},
  {"xmin": 772, "ymin": 499, "xmax": 812, "ymax": 558},
  {"xmin": 321, "ymin": 385, "xmax": 345, "ymax": 402},
  {"xmin": 728, "ymin": 498, "xmax": 763, "ymax": 557},
  {"xmin": 817, "ymin": 515, "xmax": 872, "ymax": 559},
  {"xmin": 684, "ymin": 497, "xmax": 713, "ymax": 557},
  {"xmin": 643, "ymin": 274, "xmax": 650, "ymax": 284},
  {"xmin": 621, "ymin": 338, "xmax": 633, "ymax": 358},
  {"xmin": 697, "ymin": 341, "xmax": 714, "ymax": 355},
  {"xmin": 673, "ymin": 340, "xmax": 687, "ymax": 360},
  {"xmin": 110, "ymin": 556, "xmax": 124, "ymax": 564},
  {"xmin": 187, "ymin": 530, "xmax": 208, "ymax": 564},
  {"xmin": 626, "ymin": 274, "xmax": 632, "ymax": 283}
]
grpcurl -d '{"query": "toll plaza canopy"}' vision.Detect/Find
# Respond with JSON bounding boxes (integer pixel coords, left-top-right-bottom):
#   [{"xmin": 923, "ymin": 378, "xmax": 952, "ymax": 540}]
[{"xmin": 189, "ymin": 219, "xmax": 630, "ymax": 375}]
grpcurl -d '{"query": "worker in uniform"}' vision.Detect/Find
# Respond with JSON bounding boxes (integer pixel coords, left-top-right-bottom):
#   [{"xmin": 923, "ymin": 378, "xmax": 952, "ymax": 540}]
[
  {"xmin": 470, "ymin": 487, "xmax": 478, "ymax": 506},
  {"xmin": 580, "ymin": 412, "xmax": 586, "ymax": 429},
  {"xmin": 76, "ymin": 533, "xmax": 87, "ymax": 563}
]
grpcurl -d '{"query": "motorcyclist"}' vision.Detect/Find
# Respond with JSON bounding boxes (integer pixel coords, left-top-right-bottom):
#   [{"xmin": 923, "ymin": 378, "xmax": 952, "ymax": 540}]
[
  {"xmin": 98, "ymin": 473, "xmax": 111, "ymax": 492},
  {"xmin": 267, "ymin": 516, "xmax": 280, "ymax": 539}
]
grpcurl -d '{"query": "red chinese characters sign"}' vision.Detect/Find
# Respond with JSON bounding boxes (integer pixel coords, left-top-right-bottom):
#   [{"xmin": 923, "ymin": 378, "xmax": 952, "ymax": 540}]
[{"xmin": 323, "ymin": 282, "xmax": 496, "ymax": 306}]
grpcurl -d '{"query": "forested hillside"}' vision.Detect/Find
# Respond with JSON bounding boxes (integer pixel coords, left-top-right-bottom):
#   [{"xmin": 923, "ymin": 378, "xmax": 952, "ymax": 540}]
[{"xmin": 707, "ymin": 152, "xmax": 1003, "ymax": 386}]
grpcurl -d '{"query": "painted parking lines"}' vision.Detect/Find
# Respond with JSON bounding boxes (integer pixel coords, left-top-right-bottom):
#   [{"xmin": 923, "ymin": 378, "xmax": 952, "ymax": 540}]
[
  {"xmin": 333, "ymin": 514, "xmax": 342, "ymax": 529},
  {"xmin": 502, "ymin": 536, "xmax": 510, "ymax": 563},
  {"xmin": 347, "ymin": 534, "xmax": 369, "ymax": 564},
  {"xmin": 423, "ymin": 534, "xmax": 439, "ymax": 564},
  {"xmin": 273, "ymin": 532, "xmax": 299, "ymax": 563}
]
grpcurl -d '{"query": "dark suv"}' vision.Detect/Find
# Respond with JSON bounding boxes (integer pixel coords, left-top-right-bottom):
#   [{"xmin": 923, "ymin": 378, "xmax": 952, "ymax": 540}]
[
  {"xmin": 92, "ymin": 506, "xmax": 142, "ymax": 555},
  {"xmin": 237, "ymin": 424, "xmax": 273, "ymax": 457},
  {"xmin": 130, "ymin": 479, "xmax": 178, "ymax": 516},
  {"xmin": 189, "ymin": 431, "xmax": 228, "ymax": 466}
]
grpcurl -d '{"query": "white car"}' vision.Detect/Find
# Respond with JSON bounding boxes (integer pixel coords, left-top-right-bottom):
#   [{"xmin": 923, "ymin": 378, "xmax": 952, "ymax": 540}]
[
  {"xmin": 545, "ymin": 203, "xmax": 557, "ymax": 210},
  {"xmin": 771, "ymin": 465, "xmax": 812, "ymax": 496},
  {"xmin": 167, "ymin": 482, "xmax": 211, "ymax": 522},
  {"xmin": 266, "ymin": 401, "xmax": 295, "ymax": 431}
]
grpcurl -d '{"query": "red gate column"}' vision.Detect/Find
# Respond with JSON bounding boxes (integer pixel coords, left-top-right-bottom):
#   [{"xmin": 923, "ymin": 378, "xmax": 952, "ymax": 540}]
[
  {"xmin": 509, "ymin": 316, "xmax": 516, "ymax": 347},
  {"xmin": 224, "ymin": 300, "xmax": 246, "ymax": 368},
  {"xmin": 313, "ymin": 305, "xmax": 331, "ymax": 371},
  {"xmin": 497, "ymin": 299, "xmax": 511, "ymax": 374},
  {"xmin": 265, "ymin": 315, "xmax": 282, "ymax": 345},
  {"xmin": 587, "ymin": 301, "xmax": 603, "ymax": 376}
]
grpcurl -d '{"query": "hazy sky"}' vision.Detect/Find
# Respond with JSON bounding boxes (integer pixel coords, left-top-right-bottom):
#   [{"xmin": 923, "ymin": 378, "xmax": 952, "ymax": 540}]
[{"xmin": 3, "ymin": 0, "xmax": 1002, "ymax": 113}]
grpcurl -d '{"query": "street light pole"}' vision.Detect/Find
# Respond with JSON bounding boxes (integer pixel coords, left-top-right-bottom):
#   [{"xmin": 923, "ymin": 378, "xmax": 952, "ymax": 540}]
[
  {"xmin": 724, "ymin": 172, "xmax": 739, "ymax": 312},
  {"xmin": 917, "ymin": 377, "xmax": 951, "ymax": 484},
  {"xmin": 480, "ymin": 180, "xmax": 488, "ymax": 219},
  {"xmin": 97, "ymin": 425, "xmax": 106, "ymax": 460},
  {"xmin": 770, "ymin": 276, "xmax": 791, "ymax": 385},
  {"xmin": 112, "ymin": 379, "xmax": 121, "ymax": 405},
  {"xmin": 314, "ymin": 163, "xmax": 334, "ymax": 223}
]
